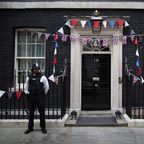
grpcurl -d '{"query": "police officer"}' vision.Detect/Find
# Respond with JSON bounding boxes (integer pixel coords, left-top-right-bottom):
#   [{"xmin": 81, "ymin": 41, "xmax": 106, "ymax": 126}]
[{"xmin": 24, "ymin": 63, "xmax": 49, "ymax": 134}]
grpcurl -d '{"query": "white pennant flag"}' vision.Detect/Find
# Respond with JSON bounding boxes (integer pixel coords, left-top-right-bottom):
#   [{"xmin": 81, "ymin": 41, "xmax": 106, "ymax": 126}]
[
  {"xmin": 53, "ymin": 65, "xmax": 55, "ymax": 74},
  {"xmin": 141, "ymin": 76, "xmax": 144, "ymax": 84},
  {"xmin": 45, "ymin": 34, "xmax": 50, "ymax": 40},
  {"xmin": 125, "ymin": 21, "xmax": 129, "ymax": 27},
  {"xmin": 54, "ymin": 48, "xmax": 57, "ymax": 55},
  {"xmin": 80, "ymin": 20, "xmax": 87, "ymax": 28},
  {"xmin": 136, "ymin": 48, "xmax": 139, "ymax": 57},
  {"xmin": 102, "ymin": 21, "xmax": 107, "ymax": 28},
  {"xmin": 65, "ymin": 20, "xmax": 71, "ymax": 27},
  {"xmin": 38, "ymin": 32, "xmax": 42, "ymax": 39},
  {"xmin": 58, "ymin": 27, "xmax": 64, "ymax": 34},
  {"xmin": 0, "ymin": 90, "xmax": 5, "ymax": 98},
  {"xmin": 48, "ymin": 74, "xmax": 55, "ymax": 82}
]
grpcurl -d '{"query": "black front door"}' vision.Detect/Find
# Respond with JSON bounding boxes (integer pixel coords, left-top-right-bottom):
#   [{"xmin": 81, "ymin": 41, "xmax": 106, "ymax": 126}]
[{"xmin": 82, "ymin": 54, "xmax": 111, "ymax": 110}]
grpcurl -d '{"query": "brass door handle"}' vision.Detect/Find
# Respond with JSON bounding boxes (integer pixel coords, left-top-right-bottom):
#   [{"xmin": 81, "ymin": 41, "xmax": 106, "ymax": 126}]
[{"xmin": 92, "ymin": 77, "xmax": 100, "ymax": 81}]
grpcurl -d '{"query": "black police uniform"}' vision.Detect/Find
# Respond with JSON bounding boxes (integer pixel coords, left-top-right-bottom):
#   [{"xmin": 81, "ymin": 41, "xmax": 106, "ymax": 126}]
[{"xmin": 28, "ymin": 73, "xmax": 46, "ymax": 130}]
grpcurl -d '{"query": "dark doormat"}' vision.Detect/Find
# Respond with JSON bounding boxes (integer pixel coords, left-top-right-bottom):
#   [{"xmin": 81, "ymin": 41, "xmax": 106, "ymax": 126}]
[{"xmin": 76, "ymin": 116, "xmax": 118, "ymax": 126}]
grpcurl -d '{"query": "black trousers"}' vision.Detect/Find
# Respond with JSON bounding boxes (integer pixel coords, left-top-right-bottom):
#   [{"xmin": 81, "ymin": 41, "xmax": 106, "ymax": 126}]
[{"xmin": 28, "ymin": 93, "xmax": 46, "ymax": 129}]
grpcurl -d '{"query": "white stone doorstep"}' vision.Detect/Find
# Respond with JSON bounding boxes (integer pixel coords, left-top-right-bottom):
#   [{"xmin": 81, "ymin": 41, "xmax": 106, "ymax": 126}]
[
  {"xmin": 123, "ymin": 114, "xmax": 144, "ymax": 127},
  {"xmin": 0, "ymin": 114, "xmax": 69, "ymax": 128}
]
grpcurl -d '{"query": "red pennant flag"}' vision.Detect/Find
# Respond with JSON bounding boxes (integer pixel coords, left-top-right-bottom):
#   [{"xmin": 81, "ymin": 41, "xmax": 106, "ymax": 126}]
[
  {"xmin": 16, "ymin": 91, "xmax": 22, "ymax": 99},
  {"xmin": 135, "ymin": 37, "xmax": 138, "ymax": 45},
  {"xmin": 93, "ymin": 21, "xmax": 100, "ymax": 28},
  {"xmin": 71, "ymin": 19, "xmax": 78, "ymax": 27},
  {"xmin": 117, "ymin": 19, "xmax": 124, "ymax": 28},
  {"xmin": 137, "ymin": 67, "xmax": 142, "ymax": 76},
  {"xmin": 53, "ymin": 56, "xmax": 57, "ymax": 65},
  {"xmin": 54, "ymin": 33, "xmax": 59, "ymax": 41}
]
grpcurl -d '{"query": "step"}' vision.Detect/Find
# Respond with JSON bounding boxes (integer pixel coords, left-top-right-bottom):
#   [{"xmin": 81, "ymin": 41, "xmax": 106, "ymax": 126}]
[
  {"xmin": 65, "ymin": 111, "xmax": 128, "ymax": 127},
  {"xmin": 80, "ymin": 111, "xmax": 113, "ymax": 117}
]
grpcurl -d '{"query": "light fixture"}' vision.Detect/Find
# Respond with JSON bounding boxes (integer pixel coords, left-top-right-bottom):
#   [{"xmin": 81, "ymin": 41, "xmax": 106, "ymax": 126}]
[
  {"xmin": 93, "ymin": 10, "xmax": 100, "ymax": 16},
  {"xmin": 90, "ymin": 10, "xmax": 103, "ymax": 33}
]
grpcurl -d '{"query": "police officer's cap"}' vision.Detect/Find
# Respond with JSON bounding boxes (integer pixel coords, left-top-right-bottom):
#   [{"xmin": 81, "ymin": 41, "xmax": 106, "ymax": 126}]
[{"xmin": 31, "ymin": 63, "xmax": 40, "ymax": 71}]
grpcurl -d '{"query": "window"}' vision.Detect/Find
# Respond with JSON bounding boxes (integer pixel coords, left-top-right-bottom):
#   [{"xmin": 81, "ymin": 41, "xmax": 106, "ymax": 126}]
[{"xmin": 15, "ymin": 28, "xmax": 46, "ymax": 83}]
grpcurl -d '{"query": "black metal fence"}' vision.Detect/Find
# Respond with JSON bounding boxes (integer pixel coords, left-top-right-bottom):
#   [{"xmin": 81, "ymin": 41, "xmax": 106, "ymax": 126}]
[
  {"xmin": 123, "ymin": 75, "xmax": 144, "ymax": 119},
  {"xmin": 0, "ymin": 71, "xmax": 67, "ymax": 120}
]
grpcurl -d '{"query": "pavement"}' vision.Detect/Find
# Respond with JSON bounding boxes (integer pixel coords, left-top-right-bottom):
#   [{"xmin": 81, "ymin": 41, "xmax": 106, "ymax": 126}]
[{"xmin": 0, "ymin": 127, "xmax": 144, "ymax": 144}]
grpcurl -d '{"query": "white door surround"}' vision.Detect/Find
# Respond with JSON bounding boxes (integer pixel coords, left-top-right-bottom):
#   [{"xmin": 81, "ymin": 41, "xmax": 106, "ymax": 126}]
[{"xmin": 70, "ymin": 26, "xmax": 123, "ymax": 114}]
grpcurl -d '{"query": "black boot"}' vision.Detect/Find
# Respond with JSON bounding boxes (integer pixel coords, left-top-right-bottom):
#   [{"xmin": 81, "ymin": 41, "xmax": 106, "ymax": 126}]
[
  {"xmin": 41, "ymin": 128, "xmax": 47, "ymax": 134},
  {"xmin": 24, "ymin": 128, "xmax": 33, "ymax": 134}
]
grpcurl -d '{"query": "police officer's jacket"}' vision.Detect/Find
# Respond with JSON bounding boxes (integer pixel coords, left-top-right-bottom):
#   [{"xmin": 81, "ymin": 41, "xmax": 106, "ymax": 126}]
[{"xmin": 25, "ymin": 73, "xmax": 49, "ymax": 95}]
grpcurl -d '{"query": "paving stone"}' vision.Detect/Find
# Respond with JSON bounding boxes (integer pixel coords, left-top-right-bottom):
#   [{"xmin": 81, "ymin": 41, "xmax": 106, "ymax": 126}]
[{"xmin": 0, "ymin": 127, "xmax": 144, "ymax": 144}]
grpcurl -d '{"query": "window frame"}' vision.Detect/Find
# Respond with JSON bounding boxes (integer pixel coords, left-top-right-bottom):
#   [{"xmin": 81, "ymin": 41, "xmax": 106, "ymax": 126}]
[{"xmin": 15, "ymin": 28, "xmax": 46, "ymax": 87}]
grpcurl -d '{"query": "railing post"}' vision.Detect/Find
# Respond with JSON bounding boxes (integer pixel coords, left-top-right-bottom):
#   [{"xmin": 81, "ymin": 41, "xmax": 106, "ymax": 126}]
[
  {"xmin": 125, "ymin": 75, "xmax": 132, "ymax": 118},
  {"xmin": 61, "ymin": 76, "xmax": 66, "ymax": 118}
]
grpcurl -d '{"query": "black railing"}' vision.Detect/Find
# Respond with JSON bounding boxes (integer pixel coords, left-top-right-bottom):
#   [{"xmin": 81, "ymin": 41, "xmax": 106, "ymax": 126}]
[
  {"xmin": 123, "ymin": 75, "xmax": 144, "ymax": 119},
  {"xmin": 0, "ymin": 71, "xmax": 67, "ymax": 120}
]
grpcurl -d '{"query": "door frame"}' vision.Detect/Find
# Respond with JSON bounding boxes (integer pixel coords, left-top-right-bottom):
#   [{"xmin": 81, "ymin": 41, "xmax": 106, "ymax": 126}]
[{"xmin": 70, "ymin": 27, "xmax": 123, "ymax": 114}]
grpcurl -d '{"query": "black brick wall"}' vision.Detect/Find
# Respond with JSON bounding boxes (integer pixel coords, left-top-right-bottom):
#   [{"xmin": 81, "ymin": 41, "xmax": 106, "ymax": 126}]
[{"xmin": 0, "ymin": 9, "xmax": 144, "ymax": 108}]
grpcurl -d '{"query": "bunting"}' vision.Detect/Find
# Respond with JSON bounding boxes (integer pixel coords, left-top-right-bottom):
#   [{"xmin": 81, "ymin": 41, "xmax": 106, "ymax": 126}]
[
  {"xmin": 22, "ymin": 18, "xmax": 144, "ymax": 83},
  {"xmin": 136, "ymin": 58, "xmax": 140, "ymax": 67},
  {"xmin": 135, "ymin": 48, "xmax": 139, "ymax": 57},
  {"xmin": 80, "ymin": 20, "xmax": 87, "ymax": 28},
  {"xmin": 38, "ymin": 32, "xmax": 42, "ymax": 39},
  {"xmin": 93, "ymin": 21, "xmax": 100, "ymax": 28},
  {"xmin": 58, "ymin": 27, "xmax": 64, "ymax": 34},
  {"xmin": 48, "ymin": 74, "xmax": 55, "ymax": 82},
  {"xmin": 140, "ymin": 76, "xmax": 144, "ymax": 84},
  {"xmin": 45, "ymin": 34, "xmax": 50, "ymax": 40},
  {"xmin": 65, "ymin": 20, "xmax": 71, "ymax": 27},
  {"xmin": 102, "ymin": 21, "xmax": 107, "ymax": 28},
  {"xmin": 109, "ymin": 20, "xmax": 115, "ymax": 28},
  {"xmin": 0, "ymin": 90, "xmax": 5, "ymax": 98},
  {"xmin": 133, "ymin": 75, "xmax": 140, "ymax": 84},
  {"xmin": 7, "ymin": 92, "xmax": 13, "ymax": 99},
  {"xmin": 26, "ymin": 18, "xmax": 144, "ymax": 47},
  {"xmin": 117, "ymin": 19, "xmax": 124, "ymax": 28},
  {"xmin": 15, "ymin": 91, "xmax": 22, "ymax": 99},
  {"xmin": 71, "ymin": 19, "xmax": 78, "ymax": 27}
]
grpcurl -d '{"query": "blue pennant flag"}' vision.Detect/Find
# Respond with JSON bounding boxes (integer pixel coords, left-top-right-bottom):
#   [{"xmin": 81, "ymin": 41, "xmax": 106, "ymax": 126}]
[
  {"xmin": 136, "ymin": 59, "xmax": 140, "ymax": 67},
  {"xmin": 130, "ymin": 30, "xmax": 136, "ymax": 35},
  {"xmin": 109, "ymin": 20, "xmax": 115, "ymax": 28},
  {"xmin": 88, "ymin": 20, "xmax": 92, "ymax": 27},
  {"xmin": 55, "ymin": 41, "xmax": 58, "ymax": 48}
]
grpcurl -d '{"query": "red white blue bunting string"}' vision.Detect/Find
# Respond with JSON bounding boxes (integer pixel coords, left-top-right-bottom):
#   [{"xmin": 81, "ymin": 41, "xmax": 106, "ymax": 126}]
[{"xmin": 29, "ymin": 18, "xmax": 144, "ymax": 85}]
